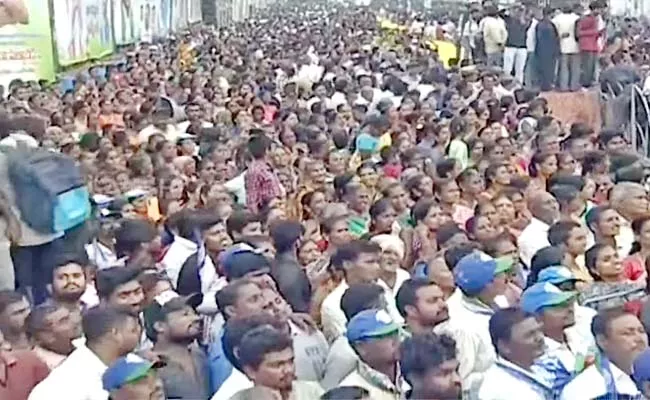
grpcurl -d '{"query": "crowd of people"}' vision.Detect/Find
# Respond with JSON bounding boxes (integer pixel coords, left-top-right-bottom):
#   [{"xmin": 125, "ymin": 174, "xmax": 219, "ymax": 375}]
[
  {"xmin": 462, "ymin": 0, "xmax": 643, "ymax": 92},
  {"xmin": 2, "ymin": 1, "xmax": 650, "ymax": 400}
]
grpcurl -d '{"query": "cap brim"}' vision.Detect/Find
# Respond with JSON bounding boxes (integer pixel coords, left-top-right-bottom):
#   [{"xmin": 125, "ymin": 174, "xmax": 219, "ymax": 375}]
[
  {"xmin": 548, "ymin": 277, "xmax": 583, "ymax": 285},
  {"xmin": 544, "ymin": 291, "xmax": 578, "ymax": 308},
  {"xmin": 124, "ymin": 362, "xmax": 156, "ymax": 386},
  {"xmin": 494, "ymin": 256, "xmax": 515, "ymax": 275},
  {"xmin": 358, "ymin": 323, "xmax": 400, "ymax": 342}
]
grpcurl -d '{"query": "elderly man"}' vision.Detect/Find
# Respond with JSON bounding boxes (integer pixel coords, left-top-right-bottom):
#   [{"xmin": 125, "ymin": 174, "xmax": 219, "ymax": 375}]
[{"xmin": 609, "ymin": 182, "xmax": 650, "ymax": 258}]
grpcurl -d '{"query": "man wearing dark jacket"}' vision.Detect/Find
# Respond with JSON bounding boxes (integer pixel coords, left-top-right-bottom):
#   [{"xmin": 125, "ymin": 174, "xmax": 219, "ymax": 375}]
[
  {"xmin": 535, "ymin": 7, "xmax": 560, "ymax": 91},
  {"xmin": 270, "ymin": 220, "xmax": 312, "ymax": 313}
]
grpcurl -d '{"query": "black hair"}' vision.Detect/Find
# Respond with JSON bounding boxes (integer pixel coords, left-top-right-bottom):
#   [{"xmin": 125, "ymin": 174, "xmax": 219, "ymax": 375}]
[
  {"xmin": 321, "ymin": 387, "xmax": 370, "ymax": 400},
  {"xmin": 227, "ymin": 210, "xmax": 260, "ymax": 238},
  {"xmin": 222, "ymin": 313, "xmax": 285, "ymax": 371},
  {"xmin": 400, "ymin": 332, "xmax": 457, "ymax": 385},
  {"xmin": 489, "ymin": 307, "xmax": 532, "ymax": 352},
  {"xmin": 592, "ymin": 308, "xmax": 636, "ymax": 345},
  {"xmin": 436, "ymin": 222, "xmax": 465, "ymax": 249},
  {"xmin": 269, "ymin": 220, "xmax": 304, "ymax": 254},
  {"xmin": 0, "ymin": 290, "xmax": 24, "ymax": 315},
  {"xmin": 114, "ymin": 219, "xmax": 157, "ymax": 258},
  {"xmin": 529, "ymin": 151, "xmax": 556, "ymax": 178},
  {"xmin": 598, "ymin": 129, "xmax": 625, "ymax": 149},
  {"xmin": 444, "ymin": 242, "xmax": 480, "ymax": 271},
  {"xmin": 51, "ymin": 251, "xmax": 89, "ymax": 277},
  {"xmin": 548, "ymin": 220, "xmax": 582, "ymax": 247},
  {"xmin": 82, "ymin": 306, "xmax": 137, "ymax": 345},
  {"xmin": 369, "ymin": 198, "xmax": 393, "ymax": 221},
  {"xmin": 247, "ymin": 134, "xmax": 270, "ymax": 159},
  {"xmin": 95, "ymin": 267, "xmax": 141, "ymax": 299},
  {"xmin": 527, "ymin": 246, "xmax": 566, "ymax": 287},
  {"xmin": 630, "ymin": 216, "xmax": 650, "ymax": 255},
  {"xmin": 481, "ymin": 232, "xmax": 515, "ymax": 258},
  {"xmin": 175, "ymin": 209, "xmax": 223, "ymax": 240},
  {"xmin": 411, "ymin": 199, "xmax": 439, "ymax": 224},
  {"xmin": 547, "ymin": 173, "xmax": 586, "ymax": 192},
  {"xmin": 216, "ymin": 278, "xmax": 258, "ymax": 321},
  {"xmin": 237, "ymin": 325, "xmax": 293, "ymax": 371},
  {"xmin": 582, "ymin": 150, "xmax": 608, "ymax": 177},
  {"xmin": 585, "ymin": 205, "xmax": 614, "ymax": 234},
  {"xmin": 331, "ymin": 240, "xmax": 381, "ymax": 273},
  {"xmin": 25, "ymin": 303, "xmax": 61, "ymax": 338},
  {"xmin": 585, "ymin": 243, "xmax": 609, "ymax": 280},
  {"xmin": 341, "ymin": 283, "xmax": 385, "ymax": 321},
  {"xmin": 396, "ymin": 278, "xmax": 434, "ymax": 318}
]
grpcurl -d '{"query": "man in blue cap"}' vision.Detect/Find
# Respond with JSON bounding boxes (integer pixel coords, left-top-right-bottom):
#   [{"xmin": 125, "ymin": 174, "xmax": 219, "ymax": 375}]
[
  {"xmin": 522, "ymin": 282, "xmax": 596, "ymax": 394},
  {"xmin": 102, "ymin": 354, "xmax": 165, "ymax": 400},
  {"xmin": 536, "ymin": 266, "xmax": 596, "ymax": 342},
  {"xmin": 445, "ymin": 251, "xmax": 513, "ymax": 398},
  {"xmin": 339, "ymin": 309, "xmax": 404, "ymax": 399}
]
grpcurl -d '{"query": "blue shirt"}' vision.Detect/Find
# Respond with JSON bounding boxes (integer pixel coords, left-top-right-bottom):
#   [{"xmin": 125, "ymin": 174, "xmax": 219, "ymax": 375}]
[{"xmin": 207, "ymin": 334, "xmax": 233, "ymax": 394}]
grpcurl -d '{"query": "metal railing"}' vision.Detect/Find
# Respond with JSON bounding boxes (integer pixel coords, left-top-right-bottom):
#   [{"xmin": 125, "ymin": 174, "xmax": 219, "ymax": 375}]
[{"xmin": 628, "ymin": 84, "xmax": 650, "ymax": 158}]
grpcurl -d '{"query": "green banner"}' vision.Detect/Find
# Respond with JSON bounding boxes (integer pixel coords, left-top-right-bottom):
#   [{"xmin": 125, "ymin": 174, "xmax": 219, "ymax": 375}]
[
  {"xmin": 54, "ymin": 0, "xmax": 114, "ymax": 66},
  {"xmin": 0, "ymin": 0, "xmax": 56, "ymax": 89}
]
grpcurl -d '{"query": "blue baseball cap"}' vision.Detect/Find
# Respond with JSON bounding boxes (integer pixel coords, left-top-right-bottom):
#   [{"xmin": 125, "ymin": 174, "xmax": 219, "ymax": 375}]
[
  {"xmin": 453, "ymin": 252, "xmax": 514, "ymax": 296},
  {"xmin": 102, "ymin": 354, "xmax": 163, "ymax": 391},
  {"xmin": 537, "ymin": 266, "xmax": 580, "ymax": 285},
  {"xmin": 346, "ymin": 309, "xmax": 399, "ymax": 344},
  {"xmin": 633, "ymin": 349, "xmax": 650, "ymax": 388},
  {"xmin": 219, "ymin": 244, "xmax": 270, "ymax": 280},
  {"xmin": 520, "ymin": 282, "xmax": 577, "ymax": 314}
]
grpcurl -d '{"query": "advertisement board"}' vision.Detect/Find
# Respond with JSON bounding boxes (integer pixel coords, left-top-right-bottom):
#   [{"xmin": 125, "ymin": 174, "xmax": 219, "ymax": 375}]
[
  {"xmin": 113, "ymin": 0, "xmax": 138, "ymax": 45},
  {"xmin": 159, "ymin": 0, "xmax": 172, "ymax": 36},
  {"xmin": 137, "ymin": 0, "xmax": 162, "ymax": 42},
  {"xmin": 54, "ymin": 0, "xmax": 114, "ymax": 66},
  {"xmin": 172, "ymin": 0, "xmax": 189, "ymax": 31},
  {"xmin": 189, "ymin": 0, "xmax": 202, "ymax": 23},
  {"xmin": 0, "ymin": 0, "xmax": 56, "ymax": 89}
]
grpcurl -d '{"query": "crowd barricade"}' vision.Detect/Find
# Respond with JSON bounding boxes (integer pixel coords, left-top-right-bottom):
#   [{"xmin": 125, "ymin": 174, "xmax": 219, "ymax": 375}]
[{"xmin": 628, "ymin": 84, "xmax": 650, "ymax": 158}]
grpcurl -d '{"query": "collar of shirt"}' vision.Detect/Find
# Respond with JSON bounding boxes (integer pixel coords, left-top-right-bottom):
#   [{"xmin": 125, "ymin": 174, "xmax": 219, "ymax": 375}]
[
  {"xmin": 529, "ymin": 217, "xmax": 550, "ymax": 231},
  {"xmin": 357, "ymin": 360, "xmax": 402, "ymax": 394},
  {"xmin": 460, "ymin": 293, "xmax": 494, "ymax": 316},
  {"xmin": 496, "ymin": 357, "xmax": 553, "ymax": 391},
  {"xmin": 32, "ymin": 346, "xmax": 67, "ymax": 370}
]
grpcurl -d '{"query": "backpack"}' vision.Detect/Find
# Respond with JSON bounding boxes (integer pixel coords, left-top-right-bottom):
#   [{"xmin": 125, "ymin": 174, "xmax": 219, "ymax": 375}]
[{"xmin": 7, "ymin": 149, "xmax": 90, "ymax": 234}]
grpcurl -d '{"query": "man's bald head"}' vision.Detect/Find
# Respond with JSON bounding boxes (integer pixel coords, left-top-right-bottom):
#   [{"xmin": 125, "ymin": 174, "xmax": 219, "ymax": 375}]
[
  {"xmin": 528, "ymin": 191, "xmax": 560, "ymax": 225},
  {"xmin": 610, "ymin": 182, "xmax": 650, "ymax": 221}
]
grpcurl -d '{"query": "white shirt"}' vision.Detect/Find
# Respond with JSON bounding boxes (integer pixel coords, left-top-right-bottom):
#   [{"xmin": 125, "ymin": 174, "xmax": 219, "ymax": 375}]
[
  {"xmin": 518, "ymin": 218, "xmax": 551, "ymax": 268},
  {"xmin": 175, "ymin": 120, "xmax": 214, "ymax": 133},
  {"xmin": 28, "ymin": 345, "xmax": 108, "ymax": 400},
  {"xmin": 616, "ymin": 218, "xmax": 635, "ymax": 260},
  {"xmin": 526, "ymin": 19, "xmax": 539, "ymax": 52},
  {"xmin": 552, "ymin": 13, "xmax": 580, "ymax": 54},
  {"xmin": 330, "ymin": 92, "xmax": 347, "ymax": 109},
  {"xmin": 560, "ymin": 360, "xmax": 641, "ymax": 399},
  {"xmin": 224, "ymin": 171, "xmax": 246, "ymax": 206},
  {"xmin": 137, "ymin": 123, "xmax": 179, "ymax": 145},
  {"xmin": 85, "ymin": 240, "xmax": 118, "ymax": 270},
  {"xmin": 478, "ymin": 358, "xmax": 552, "ymax": 400},
  {"xmin": 210, "ymin": 368, "xmax": 253, "ymax": 400},
  {"xmin": 160, "ymin": 235, "xmax": 226, "ymax": 312},
  {"xmin": 445, "ymin": 294, "xmax": 497, "ymax": 399},
  {"xmin": 381, "ymin": 268, "xmax": 410, "ymax": 297},
  {"xmin": 320, "ymin": 280, "xmax": 404, "ymax": 343},
  {"xmin": 416, "ymin": 83, "xmax": 436, "ymax": 100}
]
